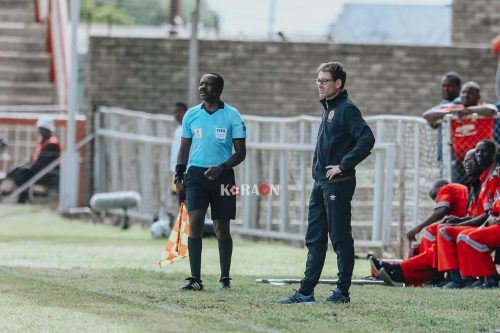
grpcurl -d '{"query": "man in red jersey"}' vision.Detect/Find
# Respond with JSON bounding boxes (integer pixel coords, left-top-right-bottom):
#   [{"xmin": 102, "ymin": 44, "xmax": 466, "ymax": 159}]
[
  {"xmin": 406, "ymin": 180, "xmax": 468, "ymax": 254},
  {"xmin": 436, "ymin": 140, "xmax": 498, "ymax": 288},
  {"xmin": 457, "ymin": 191, "xmax": 500, "ymax": 288},
  {"xmin": 371, "ymin": 147, "xmax": 487, "ymax": 287}
]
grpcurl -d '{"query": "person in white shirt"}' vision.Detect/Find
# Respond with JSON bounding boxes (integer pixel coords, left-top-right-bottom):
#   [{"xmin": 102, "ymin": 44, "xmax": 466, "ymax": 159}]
[{"xmin": 170, "ymin": 102, "xmax": 188, "ymax": 174}]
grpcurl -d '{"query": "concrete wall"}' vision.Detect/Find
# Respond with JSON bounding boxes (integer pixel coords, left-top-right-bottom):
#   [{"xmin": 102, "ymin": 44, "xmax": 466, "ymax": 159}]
[
  {"xmin": 452, "ymin": 0, "xmax": 500, "ymax": 45},
  {"xmin": 87, "ymin": 37, "xmax": 498, "ymax": 117}
]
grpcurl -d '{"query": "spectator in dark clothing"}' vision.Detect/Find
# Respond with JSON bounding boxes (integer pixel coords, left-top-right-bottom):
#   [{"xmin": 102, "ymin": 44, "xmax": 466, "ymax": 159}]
[
  {"xmin": 422, "ymin": 72, "xmax": 462, "ymax": 179},
  {"xmin": 8, "ymin": 116, "xmax": 61, "ymax": 203},
  {"xmin": 439, "ymin": 72, "xmax": 462, "ymax": 107},
  {"xmin": 278, "ymin": 62, "xmax": 375, "ymax": 304}
]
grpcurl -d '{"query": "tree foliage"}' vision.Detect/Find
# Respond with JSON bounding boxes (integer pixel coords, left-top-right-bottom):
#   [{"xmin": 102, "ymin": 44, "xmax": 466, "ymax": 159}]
[
  {"xmin": 80, "ymin": 0, "xmax": 219, "ymax": 28},
  {"xmin": 80, "ymin": 0, "xmax": 132, "ymax": 25}
]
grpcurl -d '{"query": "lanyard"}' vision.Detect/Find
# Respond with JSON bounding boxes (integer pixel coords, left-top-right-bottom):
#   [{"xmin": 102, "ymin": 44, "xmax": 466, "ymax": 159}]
[{"xmin": 466, "ymin": 186, "xmax": 476, "ymax": 211}]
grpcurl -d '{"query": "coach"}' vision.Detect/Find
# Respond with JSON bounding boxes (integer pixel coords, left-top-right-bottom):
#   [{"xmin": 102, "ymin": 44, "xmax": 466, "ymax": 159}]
[
  {"xmin": 280, "ymin": 62, "xmax": 375, "ymax": 304},
  {"xmin": 175, "ymin": 73, "xmax": 246, "ymax": 291}
]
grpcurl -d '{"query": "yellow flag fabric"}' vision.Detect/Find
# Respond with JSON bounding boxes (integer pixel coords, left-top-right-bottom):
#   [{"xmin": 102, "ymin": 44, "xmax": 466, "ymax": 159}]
[{"xmin": 159, "ymin": 203, "xmax": 190, "ymax": 267}]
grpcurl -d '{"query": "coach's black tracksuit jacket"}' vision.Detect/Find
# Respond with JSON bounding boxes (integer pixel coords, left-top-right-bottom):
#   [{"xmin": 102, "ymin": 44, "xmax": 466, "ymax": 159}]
[
  {"xmin": 312, "ymin": 89, "xmax": 375, "ymax": 182},
  {"xmin": 300, "ymin": 89, "xmax": 375, "ymax": 296}
]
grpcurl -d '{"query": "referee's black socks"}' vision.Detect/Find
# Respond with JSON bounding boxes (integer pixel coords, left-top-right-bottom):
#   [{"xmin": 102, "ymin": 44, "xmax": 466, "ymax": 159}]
[
  {"xmin": 188, "ymin": 237, "xmax": 202, "ymax": 279},
  {"xmin": 218, "ymin": 237, "xmax": 233, "ymax": 278}
]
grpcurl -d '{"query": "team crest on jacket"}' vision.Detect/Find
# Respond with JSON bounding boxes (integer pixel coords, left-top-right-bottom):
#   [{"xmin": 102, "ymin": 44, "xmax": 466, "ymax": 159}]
[{"xmin": 327, "ymin": 109, "xmax": 335, "ymax": 122}]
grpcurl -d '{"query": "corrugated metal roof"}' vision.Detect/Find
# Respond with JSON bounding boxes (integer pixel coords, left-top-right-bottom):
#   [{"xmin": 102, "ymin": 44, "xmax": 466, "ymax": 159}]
[{"xmin": 329, "ymin": 4, "xmax": 451, "ymax": 45}]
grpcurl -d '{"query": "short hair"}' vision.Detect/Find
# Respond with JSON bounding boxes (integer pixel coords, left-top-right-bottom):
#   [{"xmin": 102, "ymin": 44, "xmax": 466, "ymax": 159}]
[
  {"xmin": 464, "ymin": 148, "xmax": 476, "ymax": 160},
  {"xmin": 443, "ymin": 72, "xmax": 462, "ymax": 87},
  {"xmin": 429, "ymin": 179, "xmax": 449, "ymax": 199},
  {"xmin": 317, "ymin": 62, "xmax": 347, "ymax": 89},
  {"xmin": 433, "ymin": 179, "xmax": 449, "ymax": 189},
  {"xmin": 174, "ymin": 102, "xmax": 187, "ymax": 111},
  {"xmin": 477, "ymin": 139, "xmax": 496, "ymax": 153},
  {"xmin": 461, "ymin": 81, "xmax": 480, "ymax": 93},
  {"xmin": 208, "ymin": 72, "xmax": 224, "ymax": 94}
]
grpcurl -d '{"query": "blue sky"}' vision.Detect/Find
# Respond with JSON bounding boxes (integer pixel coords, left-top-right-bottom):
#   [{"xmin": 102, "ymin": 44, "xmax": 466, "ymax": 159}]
[{"xmin": 206, "ymin": 0, "xmax": 452, "ymax": 38}]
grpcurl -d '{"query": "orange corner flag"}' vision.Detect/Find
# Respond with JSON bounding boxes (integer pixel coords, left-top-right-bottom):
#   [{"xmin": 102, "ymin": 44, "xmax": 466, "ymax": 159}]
[{"xmin": 159, "ymin": 203, "xmax": 190, "ymax": 267}]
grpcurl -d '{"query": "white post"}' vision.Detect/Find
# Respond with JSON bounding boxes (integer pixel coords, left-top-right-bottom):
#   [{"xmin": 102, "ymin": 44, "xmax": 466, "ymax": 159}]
[
  {"xmin": 372, "ymin": 148, "xmax": 384, "ymax": 242},
  {"xmin": 382, "ymin": 144, "xmax": 395, "ymax": 244},
  {"xmin": 243, "ymin": 150, "xmax": 252, "ymax": 228},
  {"xmin": 442, "ymin": 115, "xmax": 452, "ymax": 181},
  {"xmin": 412, "ymin": 124, "xmax": 421, "ymax": 225},
  {"xmin": 396, "ymin": 120, "xmax": 406, "ymax": 258},
  {"xmin": 371, "ymin": 120, "xmax": 385, "ymax": 241},
  {"xmin": 278, "ymin": 123, "xmax": 289, "ymax": 232},
  {"xmin": 93, "ymin": 108, "xmax": 103, "ymax": 194},
  {"xmin": 265, "ymin": 122, "xmax": 276, "ymax": 231},
  {"xmin": 299, "ymin": 120, "xmax": 306, "ymax": 234},
  {"xmin": 59, "ymin": 0, "xmax": 80, "ymax": 212},
  {"xmin": 187, "ymin": 0, "xmax": 200, "ymax": 107}
]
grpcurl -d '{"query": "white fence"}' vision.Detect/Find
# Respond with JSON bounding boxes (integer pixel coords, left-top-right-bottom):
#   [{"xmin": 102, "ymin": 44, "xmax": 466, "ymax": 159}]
[{"xmin": 94, "ymin": 107, "xmax": 440, "ymax": 252}]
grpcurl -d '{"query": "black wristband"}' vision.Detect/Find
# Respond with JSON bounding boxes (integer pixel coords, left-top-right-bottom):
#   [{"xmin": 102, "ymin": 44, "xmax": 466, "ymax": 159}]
[
  {"xmin": 175, "ymin": 164, "xmax": 186, "ymax": 181},
  {"xmin": 220, "ymin": 162, "xmax": 228, "ymax": 170}
]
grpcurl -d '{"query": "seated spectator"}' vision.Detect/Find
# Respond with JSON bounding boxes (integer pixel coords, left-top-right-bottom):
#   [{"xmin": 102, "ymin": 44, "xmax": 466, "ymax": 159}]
[
  {"xmin": 456, "ymin": 171, "xmax": 500, "ymax": 288},
  {"xmin": 7, "ymin": 117, "xmax": 61, "ymax": 203},
  {"xmin": 406, "ymin": 179, "xmax": 468, "ymax": 254},
  {"xmin": 370, "ymin": 147, "xmax": 485, "ymax": 287},
  {"xmin": 423, "ymin": 81, "xmax": 498, "ymax": 183},
  {"xmin": 436, "ymin": 144, "xmax": 498, "ymax": 288}
]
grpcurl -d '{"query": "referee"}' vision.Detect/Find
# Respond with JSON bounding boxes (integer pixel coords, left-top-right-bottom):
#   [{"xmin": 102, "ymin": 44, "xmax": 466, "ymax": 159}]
[
  {"xmin": 175, "ymin": 73, "xmax": 246, "ymax": 290},
  {"xmin": 279, "ymin": 62, "xmax": 375, "ymax": 304}
]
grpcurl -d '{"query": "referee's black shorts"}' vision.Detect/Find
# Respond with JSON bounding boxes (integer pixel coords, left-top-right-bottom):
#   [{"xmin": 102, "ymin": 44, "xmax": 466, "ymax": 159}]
[{"xmin": 185, "ymin": 166, "xmax": 236, "ymax": 220}]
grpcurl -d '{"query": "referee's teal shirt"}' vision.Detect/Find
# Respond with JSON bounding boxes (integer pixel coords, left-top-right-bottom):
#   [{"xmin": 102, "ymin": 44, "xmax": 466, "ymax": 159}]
[{"xmin": 182, "ymin": 102, "xmax": 246, "ymax": 168}]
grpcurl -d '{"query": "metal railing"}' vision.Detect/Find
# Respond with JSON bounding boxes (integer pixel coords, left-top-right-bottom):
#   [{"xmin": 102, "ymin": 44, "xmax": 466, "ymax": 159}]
[{"xmin": 94, "ymin": 107, "xmax": 440, "ymax": 252}]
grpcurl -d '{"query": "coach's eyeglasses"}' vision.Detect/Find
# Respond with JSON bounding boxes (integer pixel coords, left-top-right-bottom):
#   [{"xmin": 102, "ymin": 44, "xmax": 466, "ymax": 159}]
[{"xmin": 315, "ymin": 78, "xmax": 336, "ymax": 85}]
